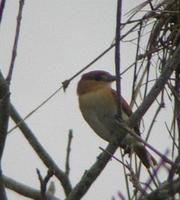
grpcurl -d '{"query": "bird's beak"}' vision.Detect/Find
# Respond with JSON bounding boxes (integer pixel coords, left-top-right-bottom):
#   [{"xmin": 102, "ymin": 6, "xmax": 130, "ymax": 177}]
[{"xmin": 106, "ymin": 75, "xmax": 117, "ymax": 82}]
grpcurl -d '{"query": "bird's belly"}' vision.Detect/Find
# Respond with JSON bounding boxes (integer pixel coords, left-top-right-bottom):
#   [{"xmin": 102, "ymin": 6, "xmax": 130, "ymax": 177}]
[
  {"xmin": 79, "ymin": 94, "xmax": 119, "ymax": 141},
  {"xmin": 81, "ymin": 109, "xmax": 114, "ymax": 142}
]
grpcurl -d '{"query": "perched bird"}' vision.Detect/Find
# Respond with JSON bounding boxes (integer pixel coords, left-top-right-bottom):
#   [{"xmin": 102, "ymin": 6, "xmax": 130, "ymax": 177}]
[{"xmin": 77, "ymin": 70, "xmax": 156, "ymax": 168}]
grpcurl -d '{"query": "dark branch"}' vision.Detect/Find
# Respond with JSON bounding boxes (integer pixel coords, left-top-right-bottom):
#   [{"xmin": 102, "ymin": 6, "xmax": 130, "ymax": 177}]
[
  {"xmin": 65, "ymin": 130, "xmax": 73, "ymax": 177},
  {"xmin": 0, "ymin": 75, "xmax": 10, "ymax": 200},
  {"xmin": 36, "ymin": 168, "xmax": 54, "ymax": 200},
  {"xmin": 10, "ymin": 104, "xmax": 72, "ymax": 196},
  {"xmin": 115, "ymin": 0, "xmax": 122, "ymax": 116},
  {"xmin": 3, "ymin": 175, "xmax": 60, "ymax": 200},
  {"xmin": 6, "ymin": 0, "xmax": 25, "ymax": 83},
  {"xmin": 65, "ymin": 142, "xmax": 118, "ymax": 200},
  {"xmin": 144, "ymin": 178, "xmax": 180, "ymax": 200}
]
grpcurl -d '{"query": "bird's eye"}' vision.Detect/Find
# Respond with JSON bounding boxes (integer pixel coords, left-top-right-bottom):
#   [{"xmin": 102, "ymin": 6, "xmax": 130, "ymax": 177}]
[
  {"xmin": 94, "ymin": 75, "xmax": 102, "ymax": 81},
  {"xmin": 94, "ymin": 75, "xmax": 108, "ymax": 81}
]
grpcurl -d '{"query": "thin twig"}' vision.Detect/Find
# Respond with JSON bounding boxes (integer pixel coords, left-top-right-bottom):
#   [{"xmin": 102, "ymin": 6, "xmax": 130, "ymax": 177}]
[
  {"xmin": 174, "ymin": 70, "xmax": 180, "ymax": 183},
  {"xmin": 139, "ymin": 150, "xmax": 169, "ymax": 200},
  {"xmin": 100, "ymin": 147, "xmax": 147, "ymax": 197},
  {"xmin": 115, "ymin": 0, "xmax": 122, "ymax": 116},
  {"xmin": 165, "ymin": 122, "xmax": 178, "ymax": 150},
  {"xmin": 131, "ymin": 22, "xmax": 142, "ymax": 107},
  {"xmin": 120, "ymin": 149, "xmax": 131, "ymax": 200},
  {"xmin": 165, "ymin": 81, "xmax": 180, "ymax": 158},
  {"xmin": 6, "ymin": 0, "xmax": 25, "ymax": 83},
  {"xmin": 65, "ymin": 130, "xmax": 73, "ymax": 177},
  {"xmin": 36, "ymin": 168, "xmax": 54, "ymax": 200},
  {"xmin": 146, "ymin": 103, "xmax": 164, "ymax": 142},
  {"xmin": 99, "ymin": 147, "xmax": 128, "ymax": 169},
  {"xmin": 147, "ymin": 0, "xmax": 154, "ymax": 10}
]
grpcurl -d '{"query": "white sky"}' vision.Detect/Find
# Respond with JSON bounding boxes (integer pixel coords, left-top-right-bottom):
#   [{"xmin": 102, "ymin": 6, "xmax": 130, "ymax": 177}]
[{"xmin": 0, "ymin": 1, "xmax": 174, "ymax": 200}]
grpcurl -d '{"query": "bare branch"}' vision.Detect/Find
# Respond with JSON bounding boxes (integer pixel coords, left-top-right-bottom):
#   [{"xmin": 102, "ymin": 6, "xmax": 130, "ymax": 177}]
[
  {"xmin": 144, "ymin": 178, "xmax": 180, "ymax": 200},
  {"xmin": 36, "ymin": 168, "xmax": 54, "ymax": 200},
  {"xmin": 3, "ymin": 175, "xmax": 60, "ymax": 200},
  {"xmin": 115, "ymin": 0, "xmax": 122, "ymax": 115},
  {"xmin": 6, "ymin": 0, "xmax": 25, "ymax": 83},
  {"xmin": 0, "ymin": 74, "xmax": 10, "ymax": 200},
  {"xmin": 139, "ymin": 150, "xmax": 169, "ymax": 200},
  {"xmin": 65, "ymin": 130, "xmax": 73, "ymax": 177},
  {"xmin": 10, "ymin": 104, "xmax": 72, "ymax": 196},
  {"xmin": 65, "ymin": 142, "xmax": 118, "ymax": 200}
]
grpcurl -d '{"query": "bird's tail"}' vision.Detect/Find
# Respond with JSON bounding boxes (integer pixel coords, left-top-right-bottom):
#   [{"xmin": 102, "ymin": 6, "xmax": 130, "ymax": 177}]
[{"xmin": 134, "ymin": 145, "xmax": 157, "ymax": 168}]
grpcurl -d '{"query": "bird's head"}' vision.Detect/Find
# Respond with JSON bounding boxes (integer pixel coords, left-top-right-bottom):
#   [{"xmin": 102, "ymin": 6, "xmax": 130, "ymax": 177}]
[{"xmin": 77, "ymin": 70, "xmax": 117, "ymax": 95}]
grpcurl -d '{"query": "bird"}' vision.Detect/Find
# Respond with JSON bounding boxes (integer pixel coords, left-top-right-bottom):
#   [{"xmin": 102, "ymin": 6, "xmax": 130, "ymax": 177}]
[{"xmin": 77, "ymin": 70, "xmax": 156, "ymax": 168}]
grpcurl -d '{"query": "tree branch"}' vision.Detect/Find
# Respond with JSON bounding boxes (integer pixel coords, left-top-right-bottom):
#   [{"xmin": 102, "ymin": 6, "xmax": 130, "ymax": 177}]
[
  {"xmin": 6, "ymin": 0, "xmax": 25, "ymax": 83},
  {"xmin": 65, "ymin": 142, "xmax": 118, "ymax": 200},
  {"xmin": 3, "ymin": 175, "xmax": 60, "ymax": 200},
  {"xmin": 10, "ymin": 104, "xmax": 72, "ymax": 196},
  {"xmin": 115, "ymin": 0, "xmax": 122, "ymax": 115},
  {"xmin": 144, "ymin": 178, "xmax": 180, "ymax": 200},
  {"xmin": 65, "ymin": 130, "xmax": 73, "ymax": 177},
  {"xmin": 36, "ymin": 168, "xmax": 54, "ymax": 200},
  {"xmin": 0, "ymin": 75, "xmax": 10, "ymax": 200}
]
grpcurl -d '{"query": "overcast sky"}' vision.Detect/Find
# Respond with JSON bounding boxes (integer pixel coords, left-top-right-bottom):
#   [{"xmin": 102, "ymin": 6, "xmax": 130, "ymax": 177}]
[{"xmin": 0, "ymin": 1, "xmax": 173, "ymax": 200}]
